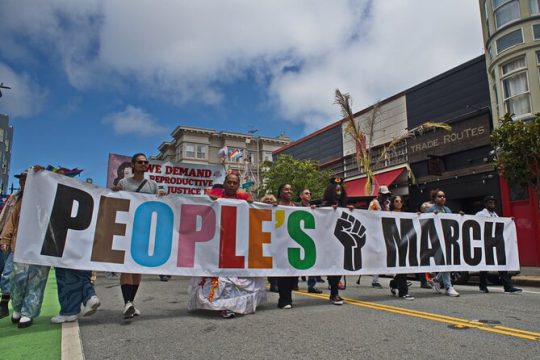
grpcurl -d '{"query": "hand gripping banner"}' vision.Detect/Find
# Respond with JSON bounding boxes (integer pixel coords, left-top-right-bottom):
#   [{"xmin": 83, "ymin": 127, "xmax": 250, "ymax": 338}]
[{"xmin": 14, "ymin": 171, "xmax": 520, "ymax": 276}]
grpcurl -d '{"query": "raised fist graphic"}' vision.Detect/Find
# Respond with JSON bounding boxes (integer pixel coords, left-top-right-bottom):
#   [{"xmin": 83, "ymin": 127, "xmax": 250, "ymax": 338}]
[{"xmin": 334, "ymin": 212, "xmax": 366, "ymax": 271}]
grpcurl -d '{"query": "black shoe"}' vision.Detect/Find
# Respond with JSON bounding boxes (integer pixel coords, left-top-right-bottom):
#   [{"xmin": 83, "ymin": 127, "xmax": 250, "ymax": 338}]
[
  {"xmin": 420, "ymin": 283, "xmax": 431, "ymax": 289},
  {"xmin": 372, "ymin": 282, "xmax": 383, "ymax": 289},
  {"xmin": 159, "ymin": 275, "xmax": 169, "ymax": 282},
  {"xmin": 316, "ymin": 277, "xmax": 325, "ymax": 283},
  {"xmin": 504, "ymin": 287, "xmax": 522, "ymax": 294},
  {"xmin": 308, "ymin": 287, "xmax": 322, "ymax": 294},
  {"xmin": 17, "ymin": 317, "xmax": 33, "ymax": 328},
  {"xmin": 0, "ymin": 302, "xmax": 9, "ymax": 319},
  {"xmin": 479, "ymin": 286, "xmax": 489, "ymax": 293}
]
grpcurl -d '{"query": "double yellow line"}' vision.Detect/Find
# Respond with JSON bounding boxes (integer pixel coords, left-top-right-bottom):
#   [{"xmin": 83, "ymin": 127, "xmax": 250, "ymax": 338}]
[{"xmin": 295, "ymin": 290, "xmax": 540, "ymax": 342}]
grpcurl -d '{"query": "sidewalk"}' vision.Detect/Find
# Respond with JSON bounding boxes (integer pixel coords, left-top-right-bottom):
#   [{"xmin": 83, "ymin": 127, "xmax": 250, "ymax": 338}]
[
  {"xmin": 0, "ymin": 271, "xmax": 61, "ymax": 360},
  {"xmin": 513, "ymin": 266, "xmax": 540, "ymax": 287}
]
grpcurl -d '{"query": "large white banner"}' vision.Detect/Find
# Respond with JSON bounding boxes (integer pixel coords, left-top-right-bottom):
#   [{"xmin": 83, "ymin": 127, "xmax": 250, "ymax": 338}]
[{"xmin": 15, "ymin": 171, "xmax": 520, "ymax": 276}]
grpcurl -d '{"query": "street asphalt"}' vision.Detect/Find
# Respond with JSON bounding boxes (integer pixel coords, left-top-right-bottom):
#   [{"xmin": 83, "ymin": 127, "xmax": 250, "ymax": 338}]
[{"xmin": 75, "ymin": 274, "xmax": 540, "ymax": 360}]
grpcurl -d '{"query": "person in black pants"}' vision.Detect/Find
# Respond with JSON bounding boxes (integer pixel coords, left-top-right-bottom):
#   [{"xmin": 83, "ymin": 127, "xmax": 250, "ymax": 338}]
[
  {"xmin": 388, "ymin": 196, "xmax": 414, "ymax": 300},
  {"xmin": 275, "ymin": 183, "xmax": 297, "ymax": 309},
  {"xmin": 476, "ymin": 196, "xmax": 522, "ymax": 294},
  {"xmin": 321, "ymin": 177, "xmax": 354, "ymax": 305}
]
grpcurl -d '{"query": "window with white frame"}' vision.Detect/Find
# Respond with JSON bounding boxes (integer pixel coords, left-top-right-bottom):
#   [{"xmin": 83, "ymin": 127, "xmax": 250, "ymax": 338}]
[
  {"xmin": 493, "ymin": 0, "xmax": 520, "ymax": 29},
  {"xmin": 533, "ymin": 24, "xmax": 540, "ymax": 39},
  {"xmin": 496, "ymin": 28, "xmax": 523, "ymax": 53},
  {"xmin": 501, "ymin": 57, "xmax": 531, "ymax": 116},
  {"xmin": 184, "ymin": 144, "xmax": 195, "ymax": 158},
  {"xmin": 537, "ymin": 51, "xmax": 540, "ymax": 82},
  {"xmin": 531, "ymin": 0, "xmax": 540, "ymax": 14},
  {"xmin": 196, "ymin": 144, "xmax": 207, "ymax": 159}
]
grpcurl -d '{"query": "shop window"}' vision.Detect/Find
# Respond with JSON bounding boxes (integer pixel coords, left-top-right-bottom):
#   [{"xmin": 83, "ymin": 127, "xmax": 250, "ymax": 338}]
[
  {"xmin": 493, "ymin": 0, "xmax": 520, "ymax": 29},
  {"xmin": 496, "ymin": 28, "xmax": 523, "ymax": 53},
  {"xmin": 501, "ymin": 56, "xmax": 531, "ymax": 116},
  {"xmin": 531, "ymin": 0, "xmax": 540, "ymax": 14}
]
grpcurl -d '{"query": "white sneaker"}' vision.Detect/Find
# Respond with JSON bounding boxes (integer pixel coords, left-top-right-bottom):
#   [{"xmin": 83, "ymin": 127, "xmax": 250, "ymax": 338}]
[
  {"xmin": 50, "ymin": 314, "xmax": 78, "ymax": 324},
  {"xmin": 123, "ymin": 301, "xmax": 135, "ymax": 319},
  {"xmin": 401, "ymin": 294, "xmax": 415, "ymax": 301},
  {"xmin": 81, "ymin": 295, "xmax": 101, "ymax": 317},
  {"xmin": 133, "ymin": 307, "xmax": 140, "ymax": 316},
  {"xmin": 432, "ymin": 281, "xmax": 442, "ymax": 294},
  {"xmin": 446, "ymin": 287, "xmax": 460, "ymax": 297}
]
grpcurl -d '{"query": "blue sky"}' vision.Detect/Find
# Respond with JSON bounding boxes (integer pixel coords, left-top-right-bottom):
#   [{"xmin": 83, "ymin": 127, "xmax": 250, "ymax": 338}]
[{"xmin": 0, "ymin": 0, "xmax": 483, "ymax": 189}]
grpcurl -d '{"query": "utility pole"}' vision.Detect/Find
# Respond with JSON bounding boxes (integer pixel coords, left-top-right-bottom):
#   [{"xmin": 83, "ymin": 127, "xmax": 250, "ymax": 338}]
[{"xmin": 248, "ymin": 129, "xmax": 260, "ymax": 192}]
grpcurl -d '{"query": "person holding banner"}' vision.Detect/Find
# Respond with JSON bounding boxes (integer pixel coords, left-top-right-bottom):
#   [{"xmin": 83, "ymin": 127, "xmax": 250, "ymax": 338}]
[
  {"xmin": 113, "ymin": 153, "xmax": 159, "ymax": 319},
  {"xmin": 475, "ymin": 196, "xmax": 522, "ymax": 294},
  {"xmin": 388, "ymin": 195, "xmax": 414, "ymax": 300},
  {"xmin": 0, "ymin": 169, "xmax": 50, "ymax": 328},
  {"xmin": 425, "ymin": 189, "xmax": 460, "ymax": 297},
  {"xmin": 0, "ymin": 171, "xmax": 27, "ymax": 319},
  {"xmin": 321, "ymin": 177, "xmax": 353, "ymax": 305},
  {"xmin": 188, "ymin": 172, "xmax": 267, "ymax": 318},
  {"xmin": 275, "ymin": 183, "xmax": 298, "ymax": 309}
]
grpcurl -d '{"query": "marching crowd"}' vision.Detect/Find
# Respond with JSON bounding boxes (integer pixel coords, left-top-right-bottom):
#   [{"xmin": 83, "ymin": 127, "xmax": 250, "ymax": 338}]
[{"xmin": 0, "ymin": 153, "xmax": 522, "ymax": 326}]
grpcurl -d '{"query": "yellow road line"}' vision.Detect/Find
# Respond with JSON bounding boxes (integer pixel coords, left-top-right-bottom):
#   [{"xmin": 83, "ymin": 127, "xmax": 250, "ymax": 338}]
[{"xmin": 295, "ymin": 290, "xmax": 540, "ymax": 342}]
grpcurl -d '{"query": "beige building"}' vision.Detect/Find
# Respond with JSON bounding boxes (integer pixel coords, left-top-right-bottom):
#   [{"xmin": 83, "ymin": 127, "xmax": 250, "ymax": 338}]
[
  {"xmin": 154, "ymin": 126, "xmax": 290, "ymax": 190},
  {"xmin": 480, "ymin": 0, "xmax": 540, "ymax": 122}
]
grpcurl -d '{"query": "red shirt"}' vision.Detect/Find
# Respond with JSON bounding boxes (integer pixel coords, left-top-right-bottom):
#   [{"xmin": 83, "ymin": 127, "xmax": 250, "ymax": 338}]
[{"xmin": 209, "ymin": 188, "xmax": 252, "ymax": 201}]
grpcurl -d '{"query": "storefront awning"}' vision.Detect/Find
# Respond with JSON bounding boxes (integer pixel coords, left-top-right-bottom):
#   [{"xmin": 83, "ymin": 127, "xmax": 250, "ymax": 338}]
[{"xmin": 345, "ymin": 167, "xmax": 406, "ymax": 197}]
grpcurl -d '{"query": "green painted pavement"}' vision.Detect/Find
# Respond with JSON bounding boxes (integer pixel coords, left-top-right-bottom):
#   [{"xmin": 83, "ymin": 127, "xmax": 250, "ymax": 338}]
[{"xmin": 0, "ymin": 270, "xmax": 61, "ymax": 360}]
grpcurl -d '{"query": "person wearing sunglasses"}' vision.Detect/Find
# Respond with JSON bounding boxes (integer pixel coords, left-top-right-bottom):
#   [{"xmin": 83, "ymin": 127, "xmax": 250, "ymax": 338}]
[
  {"xmin": 297, "ymin": 188, "xmax": 323, "ymax": 294},
  {"xmin": 388, "ymin": 196, "xmax": 414, "ymax": 300},
  {"xmin": 114, "ymin": 153, "xmax": 159, "ymax": 319},
  {"xmin": 425, "ymin": 189, "xmax": 460, "ymax": 297}
]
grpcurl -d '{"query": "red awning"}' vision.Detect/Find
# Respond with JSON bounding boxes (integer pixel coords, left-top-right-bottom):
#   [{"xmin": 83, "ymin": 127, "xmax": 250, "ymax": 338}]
[{"xmin": 345, "ymin": 167, "xmax": 406, "ymax": 197}]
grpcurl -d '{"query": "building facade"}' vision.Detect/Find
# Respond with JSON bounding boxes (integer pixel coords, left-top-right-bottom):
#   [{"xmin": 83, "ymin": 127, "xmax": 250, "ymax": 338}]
[
  {"xmin": 480, "ymin": 0, "xmax": 540, "ymax": 121},
  {"xmin": 480, "ymin": 0, "xmax": 540, "ymax": 266},
  {"xmin": 0, "ymin": 115, "xmax": 13, "ymax": 194},
  {"xmin": 154, "ymin": 126, "xmax": 290, "ymax": 191}
]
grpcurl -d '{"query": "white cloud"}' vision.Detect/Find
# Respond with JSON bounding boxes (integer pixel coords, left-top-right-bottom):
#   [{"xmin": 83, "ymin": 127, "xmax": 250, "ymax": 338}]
[
  {"xmin": 0, "ymin": 63, "xmax": 48, "ymax": 117},
  {"xmin": 102, "ymin": 105, "xmax": 167, "ymax": 136},
  {"xmin": 0, "ymin": 0, "xmax": 484, "ymax": 130}
]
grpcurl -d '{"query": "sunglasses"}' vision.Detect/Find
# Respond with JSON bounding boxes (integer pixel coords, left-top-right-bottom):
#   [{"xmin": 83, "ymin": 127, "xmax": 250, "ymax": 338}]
[{"xmin": 136, "ymin": 160, "xmax": 149, "ymax": 165}]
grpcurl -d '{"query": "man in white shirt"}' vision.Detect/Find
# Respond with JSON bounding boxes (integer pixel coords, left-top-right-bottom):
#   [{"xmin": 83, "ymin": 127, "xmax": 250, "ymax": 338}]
[{"xmin": 476, "ymin": 196, "xmax": 522, "ymax": 294}]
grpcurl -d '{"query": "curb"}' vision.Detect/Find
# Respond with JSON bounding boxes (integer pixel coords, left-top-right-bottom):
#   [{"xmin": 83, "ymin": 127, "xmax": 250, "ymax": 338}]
[
  {"xmin": 511, "ymin": 277, "xmax": 540, "ymax": 288},
  {"xmin": 62, "ymin": 321, "xmax": 84, "ymax": 360}
]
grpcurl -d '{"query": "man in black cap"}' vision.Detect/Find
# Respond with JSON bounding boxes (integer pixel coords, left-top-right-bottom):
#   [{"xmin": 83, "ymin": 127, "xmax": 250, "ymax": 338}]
[{"xmin": 476, "ymin": 195, "xmax": 522, "ymax": 294}]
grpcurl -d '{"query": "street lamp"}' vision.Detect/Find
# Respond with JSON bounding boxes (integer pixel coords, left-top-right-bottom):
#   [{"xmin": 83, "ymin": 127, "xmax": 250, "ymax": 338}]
[{"xmin": 0, "ymin": 83, "xmax": 12, "ymax": 98}]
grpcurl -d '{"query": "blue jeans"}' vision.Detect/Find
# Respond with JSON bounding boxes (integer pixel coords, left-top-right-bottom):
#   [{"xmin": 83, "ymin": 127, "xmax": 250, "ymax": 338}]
[
  {"xmin": 55, "ymin": 268, "xmax": 96, "ymax": 316},
  {"xmin": 436, "ymin": 272, "xmax": 452, "ymax": 289},
  {"xmin": 0, "ymin": 252, "xmax": 13, "ymax": 294},
  {"xmin": 307, "ymin": 276, "xmax": 317, "ymax": 288}
]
